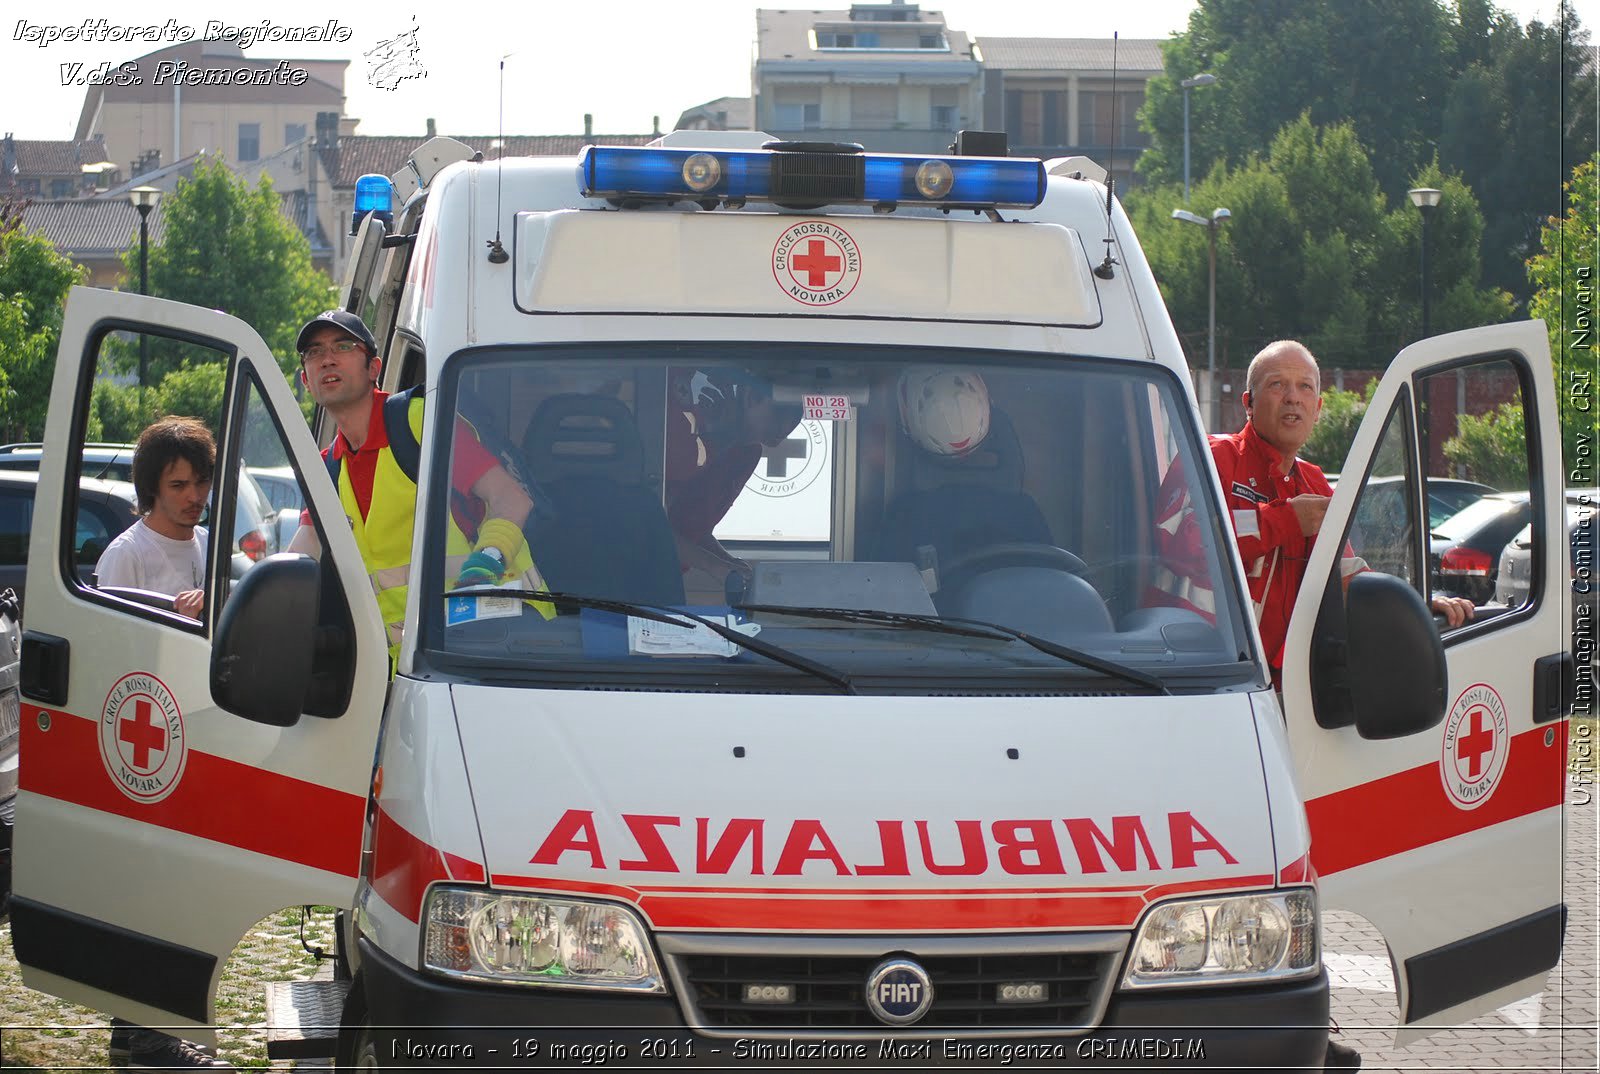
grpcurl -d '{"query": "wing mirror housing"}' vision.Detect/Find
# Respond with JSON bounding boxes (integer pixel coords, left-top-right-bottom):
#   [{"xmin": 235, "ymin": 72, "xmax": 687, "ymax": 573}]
[
  {"xmin": 210, "ymin": 554, "xmax": 320, "ymax": 726},
  {"xmin": 1313, "ymin": 571, "xmax": 1447, "ymax": 739}
]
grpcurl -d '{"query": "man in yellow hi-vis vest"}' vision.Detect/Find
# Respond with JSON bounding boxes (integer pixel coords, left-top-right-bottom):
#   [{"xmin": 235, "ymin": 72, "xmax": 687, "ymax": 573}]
[{"xmin": 287, "ymin": 311, "xmax": 551, "ymax": 665}]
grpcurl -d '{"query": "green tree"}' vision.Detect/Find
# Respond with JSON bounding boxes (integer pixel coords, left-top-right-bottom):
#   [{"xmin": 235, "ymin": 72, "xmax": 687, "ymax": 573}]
[
  {"xmin": 1444, "ymin": 401, "xmax": 1527, "ymax": 488},
  {"xmin": 120, "ymin": 157, "xmax": 335, "ymax": 381},
  {"xmin": 1127, "ymin": 116, "xmax": 1509, "ymax": 373},
  {"xmin": 1438, "ymin": 1, "xmax": 1596, "ymax": 302},
  {"xmin": 1136, "ymin": 0, "xmax": 1451, "ymax": 196},
  {"xmin": 0, "ymin": 212, "xmax": 87, "ymax": 440},
  {"xmin": 1138, "ymin": 1, "xmax": 1593, "ymax": 310},
  {"xmin": 1302, "ymin": 380, "xmax": 1378, "ymax": 472},
  {"xmin": 1527, "ymin": 156, "xmax": 1600, "ymax": 477}
]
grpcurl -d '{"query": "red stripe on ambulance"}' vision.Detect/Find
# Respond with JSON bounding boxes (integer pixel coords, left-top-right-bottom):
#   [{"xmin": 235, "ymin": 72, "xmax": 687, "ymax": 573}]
[
  {"xmin": 1305, "ymin": 724, "xmax": 1565, "ymax": 877},
  {"xmin": 20, "ymin": 705, "xmax": 365, "ymax": 876}
]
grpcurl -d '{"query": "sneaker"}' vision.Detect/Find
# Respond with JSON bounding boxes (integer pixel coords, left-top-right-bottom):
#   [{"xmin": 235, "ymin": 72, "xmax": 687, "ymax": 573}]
[
  {"xmin": 121, "ymin": 1030, "xmax": 234, "ymax": 1071},
  {"xmin": 1324, "ymin": 1038, "xmax": 1362, "ymax": 1070},
  {"xmin": 111, "ymin": 1024, "xmax": 221, "ymax": 1067}
]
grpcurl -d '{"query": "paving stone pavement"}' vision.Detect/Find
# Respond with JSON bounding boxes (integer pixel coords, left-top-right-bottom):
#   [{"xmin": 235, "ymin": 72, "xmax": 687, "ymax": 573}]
[{"xmin": 1322, "ymin": 775, "xmax": 1598, "ymax": 1072}]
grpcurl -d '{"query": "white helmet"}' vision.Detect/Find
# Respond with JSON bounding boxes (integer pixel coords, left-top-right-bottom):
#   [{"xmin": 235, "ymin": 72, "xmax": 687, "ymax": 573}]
[{"xmin": 898, "ymin": 367, "xmax": 991, "ymax": 457}]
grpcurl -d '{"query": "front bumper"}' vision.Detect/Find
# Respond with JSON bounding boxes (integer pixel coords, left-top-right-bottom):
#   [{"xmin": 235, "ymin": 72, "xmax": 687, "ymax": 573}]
[{"xmin": 356, "ymin": 938, "xmax": 1329, "ymax": 1068}]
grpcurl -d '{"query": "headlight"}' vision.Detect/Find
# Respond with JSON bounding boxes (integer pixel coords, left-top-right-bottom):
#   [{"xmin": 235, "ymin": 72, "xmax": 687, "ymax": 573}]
[
  {"xmin": 422, "ymin": 887, "xmax": 665, "ymax": 992},
  {"xmin": 1122, "ymin": 889, "xmax": 1317, "ymax": 989}
]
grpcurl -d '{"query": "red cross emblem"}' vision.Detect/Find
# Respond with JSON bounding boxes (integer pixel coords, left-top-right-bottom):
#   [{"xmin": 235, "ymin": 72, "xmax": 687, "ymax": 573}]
[
  {"xmin": 772, "ymin": 221, "xmax": 862, "ymax": 306},
  {"xmin": 792, "ymin": 239, "xmax": 843, "ymax": 288},
  {"xmin": 118, "ymin": 697, "xmax": 167, "ymax": 772},
  {"xmin": 100, "ymin": 672, "xmax": 187, "ymax": 803},
  {"xmin": 1455, "ymin": 706, "xmax": 1495, "ymax": 780},
  {"xmin": 1439, "ymin": 683, "xmax": 1508, "ymax": 810}
]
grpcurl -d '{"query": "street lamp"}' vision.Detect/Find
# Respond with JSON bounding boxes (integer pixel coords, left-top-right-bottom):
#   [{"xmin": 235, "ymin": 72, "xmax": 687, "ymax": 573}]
[
  {"xmin": 1408, "ymin": 187, "xmax": 1443, "ymax": 338},
  {"xmin": 1179, "ymin": 73, "xmax": 1217, "ymax": 203},
  {"xmin": 1172, "ymin": 206, "xmax": 1232, "ymax": 430},
  {"xmin": 128, "ymin": 185, "xmax": 162, "ymax": 406}
]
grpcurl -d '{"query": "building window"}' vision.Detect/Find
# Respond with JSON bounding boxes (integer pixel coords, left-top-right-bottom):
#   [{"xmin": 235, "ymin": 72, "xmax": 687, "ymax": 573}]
[
  {"xmin": 920, "ymin": 33, "xmax": 943, "ymax": 48},
  {"xmin": 50, "ymin": 179, "xmax": 72, "ymax": 198},
  {"xmin": 773, "ymin": 90, "xmax": 823, "ymax": 130},
  {"xmin": 931, "ymin": 87, "xmax": 958, "ymax": 130},
  {"xmin": 851, "ymin": 86, "xmax": 898, "ymax": 128},
  {"xmin": 1078, "ymin": 90, "xmax": 1149, "ymax": 148},
  {"xmin": 1004, "ymin": 90, "xmax": 1069, "ymax": 148},
  {"xmin": 238, "ymin": 123, "xmax": 260, "ymax": 162},
  {"xmin": 285, "ymin": 123, "xmax": 307, "ymax": 146}
]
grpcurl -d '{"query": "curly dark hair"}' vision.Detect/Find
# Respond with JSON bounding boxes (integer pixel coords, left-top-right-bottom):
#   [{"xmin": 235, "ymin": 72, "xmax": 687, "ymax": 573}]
[{"xmin": 131, "ymin": 416, "xmax": 216, "ymax": 515}]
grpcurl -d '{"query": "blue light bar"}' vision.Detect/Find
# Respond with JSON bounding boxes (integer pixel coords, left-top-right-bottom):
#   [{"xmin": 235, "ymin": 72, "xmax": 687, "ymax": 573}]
[
  {"xmin": 352, "ymin": 173, "xmax": 395, "ymax": 235},
  {"xmin": 577, "ymin": 147, "xmax": 1044, "ymax": 210}
]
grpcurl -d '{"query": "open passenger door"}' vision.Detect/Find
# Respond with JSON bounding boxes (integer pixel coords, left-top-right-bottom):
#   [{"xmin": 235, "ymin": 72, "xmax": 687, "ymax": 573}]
[
  {"xmin": 1281, "ymin": 321, "xmax": 1568, "ymax": 1038},
  {"xmin": 11, "ymin": 289, "xmax": 387, "ymax": 1038}
]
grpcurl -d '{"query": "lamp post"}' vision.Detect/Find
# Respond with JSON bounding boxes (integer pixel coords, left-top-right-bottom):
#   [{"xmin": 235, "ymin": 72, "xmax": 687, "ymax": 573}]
[
  {"xmin": 1408, "ymin": 187, "xmax": 1442, "ymax": 338},
  {"xmin": 1179, "ymin": 73, "xmax": 1217, "ymax": 203},
  {"xmin": 128, "ymin": 185, "xmax": 162, "ymax": 407},
  {"xmin": 1172, "ymin": 206, "xmax": 1232, "ymax": 430}
]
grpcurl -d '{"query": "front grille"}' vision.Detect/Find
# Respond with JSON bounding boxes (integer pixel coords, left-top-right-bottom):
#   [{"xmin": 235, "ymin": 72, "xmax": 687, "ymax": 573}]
[{"xmin": 661, "ymin": 935, "xmax": 1124, "ymax": 1034}]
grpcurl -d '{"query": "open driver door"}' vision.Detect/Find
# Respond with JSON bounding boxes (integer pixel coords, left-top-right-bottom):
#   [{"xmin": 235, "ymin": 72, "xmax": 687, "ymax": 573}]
[
  {"xmin": 11, "ymin": 288, "xmax": 388, "ymax": 1041},
  {"xmin": 1282, "ymin": 320, "xmax": 1568, "ymax": 1040}
]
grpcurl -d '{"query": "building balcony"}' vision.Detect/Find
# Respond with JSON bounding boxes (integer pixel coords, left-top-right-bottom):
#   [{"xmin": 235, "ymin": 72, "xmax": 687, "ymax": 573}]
[{"xmin": 764, "ymin": 126, "xmax": 962, "ymax": 154}]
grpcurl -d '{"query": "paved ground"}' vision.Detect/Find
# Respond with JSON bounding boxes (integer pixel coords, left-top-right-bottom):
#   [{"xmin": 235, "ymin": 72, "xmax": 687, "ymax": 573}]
[{"xmin": 1321, "ymin": 775, "xmax": 1597, "ymax": 1072}]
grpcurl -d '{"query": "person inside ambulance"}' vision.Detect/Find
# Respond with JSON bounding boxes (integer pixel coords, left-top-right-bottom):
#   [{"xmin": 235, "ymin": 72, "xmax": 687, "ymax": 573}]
[
  {"xmin": 94, "ymin": 416, "xmax": 214, "ymax": 621},
  {"xmin": 664, "ymin": 369, "xmax": 802, "ymax": 584},
  {"xmin": 286, "ymin": 310, "xmax": 552, "ymax": 664},
  {"xmin": 1152, "ymin": 340, "xmax": 1475, "ymax": 687},
  {"xmin": 878, "ymin": 367, "xmax": 1061, "ymax": 600}
]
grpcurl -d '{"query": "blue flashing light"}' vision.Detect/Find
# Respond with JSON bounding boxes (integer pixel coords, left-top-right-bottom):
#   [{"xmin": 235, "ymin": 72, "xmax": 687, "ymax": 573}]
[
  {"xmin": 352, "ymin": 173, "xmax": 395, "ymax": 235},
  {"xmin": 580, "ymin": 147, "xmax": 771, "ymax": 201},
  {"xmin": 863, "ymin": 155, "xmax": 1044, "ymax": 208},
  {"xmin": 578, "ymin": 146, "xmax": 1044, "ymax": 210}
]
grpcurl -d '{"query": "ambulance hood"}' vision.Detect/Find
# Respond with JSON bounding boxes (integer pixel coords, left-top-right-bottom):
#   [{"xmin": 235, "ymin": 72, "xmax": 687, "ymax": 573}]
[{"xmin": 450, "ymin": 686, "xmax": 1278, "ymax": 932}]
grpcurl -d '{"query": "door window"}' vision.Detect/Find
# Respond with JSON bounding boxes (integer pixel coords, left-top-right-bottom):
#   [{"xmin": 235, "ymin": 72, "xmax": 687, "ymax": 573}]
[{"xmin": 1418, "ymin": 357, "xmax": 1538, "ymax": 634}]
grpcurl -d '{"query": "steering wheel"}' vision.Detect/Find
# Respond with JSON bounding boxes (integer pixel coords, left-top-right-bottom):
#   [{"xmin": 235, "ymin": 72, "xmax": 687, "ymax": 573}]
[{"xmin": 938, "ymin": 542, "xmax": 1089, "ymax": 595}]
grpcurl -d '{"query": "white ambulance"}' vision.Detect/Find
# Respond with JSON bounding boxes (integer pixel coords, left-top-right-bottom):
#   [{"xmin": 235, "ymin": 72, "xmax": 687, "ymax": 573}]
[{"xmin": 10, "ymin": 132, "xmax": 1571, "ymax": 1068}]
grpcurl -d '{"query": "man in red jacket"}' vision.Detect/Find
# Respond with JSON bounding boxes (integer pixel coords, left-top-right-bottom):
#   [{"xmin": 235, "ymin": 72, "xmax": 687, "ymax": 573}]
[{"xmin": 1216, "ymin": 340, "xmax": 1473, "ymax": 683}]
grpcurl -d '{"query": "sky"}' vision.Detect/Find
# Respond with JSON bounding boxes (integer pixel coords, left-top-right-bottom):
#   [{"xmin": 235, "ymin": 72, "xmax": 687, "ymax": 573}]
[{"xmin": 0, "ymin": 0, "xmax": 1589, "ymax": 145}]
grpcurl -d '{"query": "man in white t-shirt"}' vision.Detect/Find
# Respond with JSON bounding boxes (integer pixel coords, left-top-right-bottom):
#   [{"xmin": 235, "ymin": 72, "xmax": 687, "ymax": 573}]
[{"xmin": 96, "ymin": 416, "xmax": 215, "ymax": 620}]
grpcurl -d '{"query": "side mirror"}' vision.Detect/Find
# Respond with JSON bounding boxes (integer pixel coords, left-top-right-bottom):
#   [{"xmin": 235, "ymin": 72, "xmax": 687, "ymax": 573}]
[
  {"xmin": 211, "ymin": 554, "xmax": 318, "ymax": 726},
  {"xmin": 1345, "ymin": 572, "xmax": 1447, "ymax": 739}
]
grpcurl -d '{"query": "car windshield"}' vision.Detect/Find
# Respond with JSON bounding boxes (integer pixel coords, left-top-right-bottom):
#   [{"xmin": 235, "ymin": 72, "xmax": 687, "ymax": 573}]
[{"xmin": 421, "ymin": 344, "xmax": 1252, "ymax": 692}]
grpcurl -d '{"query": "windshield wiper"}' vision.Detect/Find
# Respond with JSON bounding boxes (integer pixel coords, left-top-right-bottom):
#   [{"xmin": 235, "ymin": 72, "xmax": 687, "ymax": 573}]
[
  {"xmin": 445, "ymin": 588, "xmax": 856, "ymax": 694},
  {"xmin": 736, "ymin": 603, "xmax": 1170, "ymax": 695}
]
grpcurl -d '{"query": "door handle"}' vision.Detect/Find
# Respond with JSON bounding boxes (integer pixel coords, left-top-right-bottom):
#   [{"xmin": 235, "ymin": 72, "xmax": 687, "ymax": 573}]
[
  {"xmin": 1532, "ymin": 651, "xmax": 1573, "ymax": 724},
  {"xmin": 21, "ymin": 630, "xmax": 69, "ymax": 706}
]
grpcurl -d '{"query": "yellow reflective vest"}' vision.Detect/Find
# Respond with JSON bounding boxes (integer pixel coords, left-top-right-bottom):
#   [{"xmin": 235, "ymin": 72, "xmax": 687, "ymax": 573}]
[{"xmin": 333, "ymin": 395, "xmax": 542, "ymax": 666}]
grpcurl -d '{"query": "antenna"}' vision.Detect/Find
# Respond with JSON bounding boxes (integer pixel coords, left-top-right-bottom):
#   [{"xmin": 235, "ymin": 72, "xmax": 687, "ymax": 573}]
[
  {"xmin": 1094, "ymin": 32, "xmax": 1120, "ymax": 280},
  {"xmin": 486, "ymin": 55, "xmax": 511, "ymax": 264}
]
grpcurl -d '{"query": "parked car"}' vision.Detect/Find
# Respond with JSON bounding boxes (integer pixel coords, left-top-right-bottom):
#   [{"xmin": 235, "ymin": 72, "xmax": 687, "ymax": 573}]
[
  {"xmin": 1351, "ymin": 475, "xmax": 1497, "ymax": 533},
  {"xmin": 1494, "ymin": 490, "xmax": 1598, "ymax": 673},
  {"xmin": 247, "ymin": 464, "xmax": 304, "ymax": 513},
  {"xmin": 0, "ymin": 468, "xmax": 260, "ymax": 610},
  {"xmin": 0, "ymin": 469, "xmax": 142, "ymax": 605},
  {"xmin": 0, "ymin": 443, "xmax": 279, "ymax": 568},
  {"xmin": 1429, "ymin": 491, "xmax": 1532, "ymax": 604}
]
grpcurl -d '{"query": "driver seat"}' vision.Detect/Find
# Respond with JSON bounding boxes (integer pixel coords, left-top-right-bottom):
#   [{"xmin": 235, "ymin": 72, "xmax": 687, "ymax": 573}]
[{"xmin": 873, "ymin": 408, "xmax": 1053, "ymax": 580}]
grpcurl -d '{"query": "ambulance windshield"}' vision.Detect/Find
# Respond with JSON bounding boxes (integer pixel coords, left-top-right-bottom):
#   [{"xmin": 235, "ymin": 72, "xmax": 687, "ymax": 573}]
[{"xmin": 424, "ymin": 344, "xmax": 1251, "ymax": 691}]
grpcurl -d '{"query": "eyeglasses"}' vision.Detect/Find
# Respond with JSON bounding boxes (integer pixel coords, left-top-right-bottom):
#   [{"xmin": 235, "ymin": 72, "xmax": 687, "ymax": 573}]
[{"xmin": 300, "ymin": 339, "xmax": 365, "ymax": 361}]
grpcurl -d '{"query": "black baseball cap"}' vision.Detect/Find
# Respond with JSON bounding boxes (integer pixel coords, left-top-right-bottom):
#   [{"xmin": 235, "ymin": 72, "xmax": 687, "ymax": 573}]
[{"xmin": 296, "ymin": 309, "xmax": 378, "ymax": 357}]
